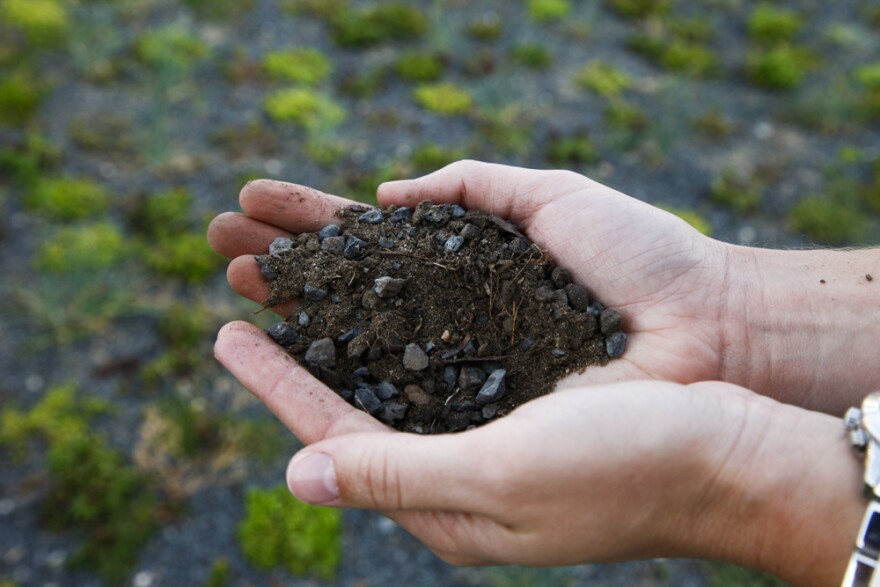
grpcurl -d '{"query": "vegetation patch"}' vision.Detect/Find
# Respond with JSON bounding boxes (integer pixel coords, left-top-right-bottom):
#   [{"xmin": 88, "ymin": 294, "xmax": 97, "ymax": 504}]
[
  {"xmin": 1, "ymin": 0, "xmax": 68, "ymax": 46},
  {"xmin": 265, "ymin": 88, "xmax": 347, "ymax": 129},
  {"xmin": 36, "ymin": 222, "xmax": 128, "ymax": 274},
  {"xmin": 263, "ymin": 48, "xmax": 332, "ymax": 86},
  {"xmin": 574, "ymin": 60, "xmax": 632, "ymax": 98},
  {"xmin": 527, "ymin": 0, "xmax": 572, "ymax": 23},
  {"xmin": 329, "ymin": 3, "xmax": 428, "ymax": 48},
  {"xmin": 25, "ymin": 177, "xmax": 110, "ymax": 220},
  {"xmin": 414, "ymin": 83, "xmax": 473, "ymax": 116}
]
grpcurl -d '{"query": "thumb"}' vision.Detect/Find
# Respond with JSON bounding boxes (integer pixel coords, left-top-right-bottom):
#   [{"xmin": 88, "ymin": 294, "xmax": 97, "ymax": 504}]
[{"xmin": 286, "ymin": 431, "xmax": 492, "ymax": 513}]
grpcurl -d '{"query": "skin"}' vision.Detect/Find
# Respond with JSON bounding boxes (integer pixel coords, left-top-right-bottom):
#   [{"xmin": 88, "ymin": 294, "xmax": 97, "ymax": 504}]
[{"xmin": 208, "ymin": 160, "xmax": 878, "ymax": 586}]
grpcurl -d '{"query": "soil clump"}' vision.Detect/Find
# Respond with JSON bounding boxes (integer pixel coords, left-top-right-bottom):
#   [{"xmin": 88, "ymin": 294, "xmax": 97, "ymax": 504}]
[{"xmin": 258, "ymin": 202, "xmax": 627, "ymax": 434}]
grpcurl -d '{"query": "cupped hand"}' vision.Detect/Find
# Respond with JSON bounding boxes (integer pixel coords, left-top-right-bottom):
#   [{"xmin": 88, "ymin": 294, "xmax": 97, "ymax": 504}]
[{"xmin": 208, "ymin": 160, "xmax": 739, "ymax": 388}]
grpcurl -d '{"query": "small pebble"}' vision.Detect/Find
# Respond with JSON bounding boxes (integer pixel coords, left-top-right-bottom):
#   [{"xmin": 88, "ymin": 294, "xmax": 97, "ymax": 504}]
[
  {"xmin": 358, "ymin": 209, "xmax": 384, "ymax": 224},
  {"xmin": 444, "ymin": 235, "xmax": 465, "ymax": 253},
  {"xmin": 321, "ymin": 236, "xmax": 345, "ymax": 255},
  {"xmin": 255, "ymin": 256, "xmax": 277, "ymax": 279},
  {"xmin": 403, "ymin": 343, "xmax": 430, "ymax": 371},
  {"xmin": 376, "ymin": 382, "xmax": 399, "ymax": 400},
  {"xmin": 565, "ymin": 283, "xmax": 591, "ymax": 311},
  {"xmin": 380, "ymin": 401, "xmax": 408, "ymax": 426},
  {"xmin": 305, "ymin": 338, "xmax": 336, "ymax": 367},
  {"xmin": 450, "ymin": 204, "xmax": 466, "ymax": 219},
  {"xmin": 462, "ymin": 340, "xmax": 477, "ymax": 356},
  {"xmin": 355, "ymin": 387, "xmax": 383, "ymax": 415},
  {"xmin": 352, "ymin": 367, "xmax": 371, "ymax": 380},
  {"xmin": 551, "ymin": 266, "xmax": 571, "ymax": 288},
  {"xmin": 606, "ymin": 331, "xmax": 627, "ymax": 358},
  {"xmin": 404, "ymin": 384, "xmax": 433, "ymax": 407},
  {"xmin": 481, "ymin": 404, "xmax": 498, "ymax": 419},
  {"xmin": 423, "ymin": 205, "xmax": 451, "ymax": 226},
  {"xmin": 318, "ymin": 224, "xmax": 340, "ymax": 240},
  {"xmin": 460, "ymin": 223, "xmax": 482, "ymax": 241},
  {"xmin": 424, "ymin": 341, "xmax": 435, "ymax": 353},
  {"xmin": 451, "ymin": 399, "xmax": 477, "ymax": 412},
  {"xmin": 509, "ymin": 237, "xmax": 530, "ymax": 254},
  {"xmin": 443, "ymin": 366, "xmax": 459, "ymax": 391},
  {"xmin": 441, "ymin": 348, "xmax": 460, "ymax": 361},
  {"xmin": 361, "ymin": 290, "xmax": 380, "ymax": 309},
  {"xmin": 269, "ymin": 237, "xmax": 294, "ymax": 255},
  {"xmin": 378, "ymin": 237, "xmax": 396, "ymax": 249},
  {"xmin": 458, "ymin": 366, "xmax": 486, "ymax": 391},
  {"xmin": 337, "ymin": 326, "xmax": 361, "ymax": 343},
  {"xmin": 519, "ymin": 337, "xmax": 535, "ymax": 351},
  {"xmin": 297, "ymin": 311, "xmax": 311, "ymax": 327},
  {"xmin": 476, "ymin": 369, "xmax": 507, "ymax": 405},
  {"xmin": 390, "ymin": 207, "xmax": 412, "ymax": 223},
  {"xmin": 551, "ymin": 348, "xmax": 567, "ymax": 358},
  {"xmin": 303, "ymin": 284, "xmax": 328, "ymax": 301},
  {"xmin": 344, "ymin": 236, "xmax": 367, "ymax": 260},
  {"xmin": 340, "ymin": 388, "xmax": 354, "ymax": 402},
  {"xmin": 374, "ymin": 276, "xmax": 406, "ymax": 298},
  {"xmin": 267, "ymin": 322, "xmax": 299, "ymax": 346},
  {"xmin": 600, "ymin": 309, "xmax": 622, "ymax": 335},
  {"xmin": 347, "ymin": 334, "xmax": 370, "ymax": 359}
]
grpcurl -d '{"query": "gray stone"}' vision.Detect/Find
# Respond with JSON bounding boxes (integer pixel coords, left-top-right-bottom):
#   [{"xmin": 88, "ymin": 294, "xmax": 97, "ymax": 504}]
[
  {"xmin": 551, "ymin": 348, "xmax": 567, "ymax": 358},
  {"xmin": 344, "ymin": 236, "xmax": 367, "ymax": 260},
  {"xmin": 457, "ymin": 366, "xmax": 486, "ymax": 391},
  {"xmin": 321, "ymin": 236, "xmax": 345, "ymax": 255},
  {"xmin": 352, "ymin": 367, "xmax": 370, "ymax": 380},
  {"xmin": 339, "ymin": 388, "xmax": 354, "ymax": 402},
  {"xmin": 267, "ymin": 322, "xmax": 299, "ymax": 346},
  {"xmin": 476, "ymin": 369, "xmax": 507, "ymax": 405},
  {"xmin": 443, "ymin": 366, "xmax": 459, "ymax": 391},
  {"xmin": 378, "ymin": 237, "xmax": 396, "ymax": 249},
  {"xmin": 588, "ymin": 301, "xmax": 605, "ymax": 317},
  {"xmin": 460, "ymin": 223, "xmax": 482, "ymax": 241},
  {"xmin": 551, "ymin": 266, "xmax": 571, "ymax": 288},
  {"xmin": 269, "ymin": 237, "xmax": 294, "ymax": 255},
  {"xmin": 390, "ymin": 207, "xmax": 412, "ymax": 223},
  {"xmin": 509, "ymin": 238, "xmax": 529, "ymax": 254},
  {"xmin": 255, "ymin": 255, "xmax": 277, "ymax": 279},
  {"xmin": 337, "ymin": 326, "xmax": 361, "ymax": 343},
  {"xmin": 374, "ymin": 276, "xmax": 406, "ymax": 298},
  {"xmin": 565, "ymin": 283, "xmax": 591, "ymax": 311},
  {"xmin": 379, "ymin": 401, "xmax": 408, "ymax": 426},
  {"xmin": 361, "ymin": 290, "xmax": 380, "ymax": 309},
  {"xmin": 519, "ymin": 337, "xmax": 535, "ymax": 351},
  {"xmin": 600, "ymin": 308, "xmax": 623, "ymax": 335},
  {"xmin": 347, "ymin": 333, "xmax": 371, "ymax": 359},
  {"xmin": 606, "ymin": 331, "xmax": 627, "ymax": 358},
  {"xmin": 354, "ymin": 387, "xmax": 383, "ymax": 415},
  {"xmin": 481, "ymin": 404, "xmax": 498, "ymax": 419},
  {"xmin": 318, "ymin": 224, "xmax": 340, "ymax": 240},
  {"xmin": 297, "ymin": 311, "xmax": 311, "ymax": 327},
  {"xmin": 450, "ymin": 204, "xmax": 466, "ymax": 218},
  {"xmin": 404, "ymin": 384, "xmax": 432, "ymax": 407},
  {"xmin": 444, "ymin": 235, "xmax": 465, "ymax": 253},
  {"xmin": 376, "ymin": 382, "xmax": 399, "ymax": 400},
  {"xmin": 305, "ymin": 338, "xmax": 336, "ymax": 367},
  {"xmin": 303, "ymin": 284, "xmax": 328, "ymax": 301},
  {"xmin": 358, "ymin": 209, "xmax": 384, "ymax": 224},
  {"xmin": 403, "ymin": 343, "xmax": 430, "ymax": 371},
  {"xmin": 423, "ymin": 205, "xmax": 451, "ymax": 226}
]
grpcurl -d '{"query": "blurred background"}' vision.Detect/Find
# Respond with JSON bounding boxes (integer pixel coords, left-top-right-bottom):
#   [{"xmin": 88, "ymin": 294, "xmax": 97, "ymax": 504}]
[{"xmin": 1, "ymin": 0, "xmax": 878, "ymax": 585}]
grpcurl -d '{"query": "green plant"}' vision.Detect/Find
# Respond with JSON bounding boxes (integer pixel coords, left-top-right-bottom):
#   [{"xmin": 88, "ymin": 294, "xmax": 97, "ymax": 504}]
[
  {"xmin": 475, "ymin": 107, "xmax": 534, "ymax": 156},
  {"xmin": 747, "ymin": 4, "xmax": 803, "ymax": 45},
  {"xmin": 709, "ymin": 170, "xmax": 762, "ymax": 213},
  {"xmin": 264, "ymin": 88, "xmax": 346, "ymax": 129},
  {"xmin": 263, "ymin": 48, "xmax": 331, "ymax": 86},
  {"xmin": 25, "ymin": 177, "xmax": 110, "ymax": 220},
  {"xmin": 157, "ymin": 395, "xmax": 225, "ymax": 457},
  {"xmin": 136, "ymin": 25, "xmax": 209, "ymax": 70},
  {"xmin": 855, "ymin": 63, "xmax": 880, "ymax": 121},
  {"xmin": 659, "ymin": 40, "xmax": 718, "ymax": 76},
  {"xmin": 574, "ymin": 60, "xmax": 632, "ymax": 98},
  {"xmin": 329, "ymin": 3, "xmax": 427, "ymax": 48},
  {"xmin": 204, "ymin": 558, "xmax": 231, "ymax": 587},
  {"xmin": 606, "ymin": 0, "xmax": 671, "ymax": 20},
  {"xmin": 692, "ymin": 108, "xmax": 735, "ymax": 138},
  {"xmin": 283, "ymin": 0, "xmax": 348, "ymax": 20},
  {"xmin": 511, "ymin": 42, "xmax": 552, "ymax": 69},
  {"xmin": 182, "ymin": 0, "xmax": 254, "ymax": 20},
  {"xmin": 705, "ymin": 561, "xmax": 786, "ymax": 587},
  {"xmin": 0, "ymin": 70, "xmax": 47, "ymax": 126},
  {"xmin": 659, "ymin": 205, "xmax": 713, "ymax": 236},
  {"xmin": 605, "ymin": 99, "xmax": 649, "ymax": 131},
  {"xmin": 2, "ymin": 0, "xmax": 68, "ymax": 46},
  {"xmin": 0, "ymin": 133, "xmax": 58, "ymax": 186},
  {"xmin": 414, "ymin": 83, "xmax": 473, "ymax": 115},
  {"xmin": 528, "ymin": 0, "xmax": 572, "ymax": 23},
  {"xmin": 35, "ymin": 222, "xmax": 128, "ymax": 273},
  {"xmin": 411, "ymin": 143, "xmax": 466, "ymax": 171},
  {"xmin": 745, "ymin": 45, "xmax": 814, "ymax": 90},
  {"xmin": 394, "ymin": 51, "xmax": 444, "ymax": 82},
  {"xmin": 305, "ymin": 138, "xmax": 347, "ymax": 166},
  {"xmin": 141, "ymin": 232, "xmax": 223, "ymax": 283},
  {"xmin": 142, "ymin": 301, "xmax": 217, "ymax": 383},
  {"xmin": 789, "ymin": 196, "xmax": 867, "ymax": 244},
  {"xmin": 238, "ymin": 484, "xmax": 342, "ymax": 580},
  {"xmin": 467, "ymin": 13, "xmax": 503, "ymax": 40},
  {"xmin": 546, "ymin": 133, "xmax": 598, "ymax": 166},
  {"xmin": 228, "ymin": 417, "xmax": 288, "ymax": 463}
]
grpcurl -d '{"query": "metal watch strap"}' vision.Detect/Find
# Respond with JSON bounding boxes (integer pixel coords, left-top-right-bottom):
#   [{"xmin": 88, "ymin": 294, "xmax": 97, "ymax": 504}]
[{"xmin": 842, "ymin": 393, "xmax": 880, "ymax": 587}]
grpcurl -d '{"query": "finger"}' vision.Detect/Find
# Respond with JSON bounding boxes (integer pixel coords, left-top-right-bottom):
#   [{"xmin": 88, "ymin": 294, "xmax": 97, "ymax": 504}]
[
  {"xmin": 214, "ymin": 321, "xmax": 384, "ymax": 443},
  {"xmin": 227, "ymin": 256, "xmax": 295, "ymax": 317},
  {"xmin": 285, "ymin": 431, "xmax": 499, "ymax": 514},
  {"xmin": 207, "ymin": 212, "xmax": 292, "ymax": 259},
  {"xmin": 376, "ymin": 160, "xmax": 586, "ymax": 227},
  {"xmin": 239, "ymin": 179, "xmax": 356, "ymax": 233}
]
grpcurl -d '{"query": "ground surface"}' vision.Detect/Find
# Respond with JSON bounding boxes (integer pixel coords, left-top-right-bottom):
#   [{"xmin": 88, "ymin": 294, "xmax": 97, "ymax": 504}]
[{"xmin": 1, "ymin": 0, "xmax": 879, "ymax": 586}]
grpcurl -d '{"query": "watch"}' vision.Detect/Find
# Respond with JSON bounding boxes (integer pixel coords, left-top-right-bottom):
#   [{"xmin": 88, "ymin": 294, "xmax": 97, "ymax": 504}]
[{"xmin": 842, "ymin": 392, "xmax": 880, "ymax": 587}]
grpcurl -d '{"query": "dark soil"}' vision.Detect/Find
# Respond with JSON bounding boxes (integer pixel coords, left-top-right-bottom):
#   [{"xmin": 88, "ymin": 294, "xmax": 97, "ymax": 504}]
[{"xmin": 259, "ymin": 202, "xmax": 626, "ymax": 434}]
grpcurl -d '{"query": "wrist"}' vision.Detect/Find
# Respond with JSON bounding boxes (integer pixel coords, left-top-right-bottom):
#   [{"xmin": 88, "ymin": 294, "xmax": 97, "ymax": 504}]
[
  {"xmin": 720, "ymin": 245, "xmax": 880, "ymax": 414},
  {"xmin": 684, "ymin": 387, "xmax": 863, "ymax": 586}
]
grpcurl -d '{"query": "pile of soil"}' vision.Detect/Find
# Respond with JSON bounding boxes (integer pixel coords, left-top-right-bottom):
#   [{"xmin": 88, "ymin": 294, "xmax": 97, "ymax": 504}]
[{"xmin": 258, "ymin": 202, "xmax": 627, "ymax": 434}]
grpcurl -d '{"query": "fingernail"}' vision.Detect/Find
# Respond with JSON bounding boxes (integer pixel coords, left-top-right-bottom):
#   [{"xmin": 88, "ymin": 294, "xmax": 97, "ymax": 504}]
[{"xmin": 287, "ymin": 453, "xmax": 339, "ymax": 504}]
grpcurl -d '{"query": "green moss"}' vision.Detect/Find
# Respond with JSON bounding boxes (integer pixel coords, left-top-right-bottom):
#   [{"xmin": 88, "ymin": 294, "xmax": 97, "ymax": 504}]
[
  {"xmin": 182, "ymin": 0, "xmax": 254, "ymax": 20},
  {"xmin": 659, "ymin": 205, "xmax": 713, "ymax": 235},
  {"xmin": 709, "ymin": 171, "xmax": 762, "ymax": 213},
  {"xmin": 414, "ymin": 83, "xmax": 473, "ymax": 116},
  {"xmin": 705, "ymin": 562, "xmax": 786, "ymax": 587},
  {"xmin": 0, "ymin": 70, "xmax": 47, "ymax": 126},
  {"xmin": 789, "ymin": 196, "xmax": 867, "ymax": 244},
  {"xmin": 26, "ymin": 177, "xmax": 110, "ymax": 220},
  {"xmin": 747, "ymin": 4, "xmax": 803, "ymax": 45},
  {"xmin": 411, "ymin": 143, "xmax": 466, "ymax": 171},
  {"xmin": 605, "ymin": 99, "xmax": 649, "ymax": 131},
  {"xmin": 476, "ymin": 108, "xmax": 534, "ymax": 156},
  {"xmin": 659, "ymin": 40, "xmax": 718, "ymax": 76},
  {"xmin": 575, "ymin": 60, "xmax": 632, "ymax": 99},
  {"xmin": 36, "ymin": 222, "xmax": 128, "ymax": 274},
  {"xmin": 467, "ymin": 13, "xmax": 503, "ymax": 40},
  {"xmin": 547, "ymin": 133, "xmax": 598, "ymax": 166},
  {"xmin": 141, "ymin": 232, "xmax": 223, "ymax": 283},
  {"xmin": 142, "ymin": 301, "xmax": 216, "ymax": 383},
  {"xmin": 606, "ymin": 0, "xmax": 671, "ymax": 21},
  {"xmin": 157, "ymin": 395, "xmax": 225, "ymax": 456},
  {"xmin": 204, "ymin": 558, "xmax": 231, "ymax": 587},
  {"xmin": 337, "ymin": 66, "xmax": 388, "ymax": 98},
  {"xmin": 263, "ymin": 48, "xmax": 332, "ymax": 86},
  {"xmin": 329, "ymin": 3, "xmax": 427, "ymax": 48},
  {"xmin": 127, "ymin": 188, "xmax": 193, "ymax": 238},
  {"xmin": 305, "ymin": 138, "xmax": 347, "ymax": 166},
  {"xmin": 527, "ymin": 0, "xmax": 571, "ymax": 23},
  {"xmin": 511, "ymin": 42, "xmax": 553, "ymax": 69},
  {"xmin": 0, "ymin": 133, "xmax": 58, "ymax": 186},
  {"xmin": 394, "ymin": 52, "xmax": 444, "ymax": 82},
  {"xmin": 136, "ymin": 25, "xmax": 209, "ymax": 70},
  {"xmin": 238, "ymin": 485, "xmax": 342, "ymax": 580},
  {"xmin": 264, "ymin": 88, "xmax": 346, "ymax": 129},
  {"xmin": 283, "ymin": 0, "xmax": 348, "ymax": 20},
  {"xmin": 745, "ymin": 45, "xmax": 814, "ymax": 90},
  {"xmin": 2, "ymin": 0, "xmax": 68, "ymax": 46},
  {"xmin": 228, "ymin": 418, "xmax": 288, "ymax": 463}
]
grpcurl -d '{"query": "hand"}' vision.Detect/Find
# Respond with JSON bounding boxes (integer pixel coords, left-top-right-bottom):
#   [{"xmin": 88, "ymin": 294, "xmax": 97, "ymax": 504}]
[{"xmin": 213, "ymin": 324, "xmax": 860, "ymax": 587}]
